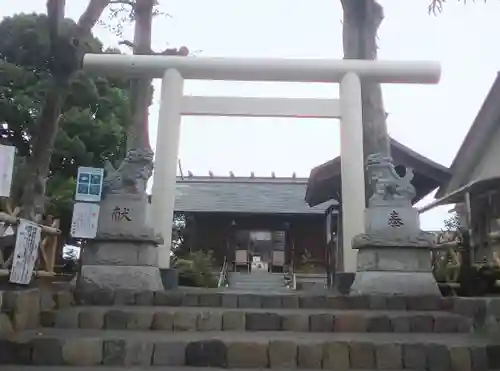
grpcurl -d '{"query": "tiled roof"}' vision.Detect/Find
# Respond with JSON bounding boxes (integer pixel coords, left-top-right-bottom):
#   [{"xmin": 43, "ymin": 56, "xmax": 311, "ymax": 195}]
[{"xmin": 174, "ymin": 176, "xmax": 335, "ymax": 215}]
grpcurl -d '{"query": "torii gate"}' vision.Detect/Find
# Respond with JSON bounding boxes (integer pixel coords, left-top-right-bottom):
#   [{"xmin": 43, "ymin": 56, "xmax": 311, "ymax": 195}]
[{"xmin": 83, "ymin": 54, "xmax": 440, "ymax": 274}]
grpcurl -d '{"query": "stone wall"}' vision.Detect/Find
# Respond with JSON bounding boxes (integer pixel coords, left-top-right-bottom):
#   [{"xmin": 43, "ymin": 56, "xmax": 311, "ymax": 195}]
[{"xmin": 0, "ymin": 287, "xmax": 73, "ymax": 338}]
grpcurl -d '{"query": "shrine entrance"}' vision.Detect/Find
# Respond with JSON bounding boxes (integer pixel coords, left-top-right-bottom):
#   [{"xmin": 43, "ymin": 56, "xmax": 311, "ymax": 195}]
[{"xmin": 83, "ymin": 54, "xmax": 441, "ymax": 273}]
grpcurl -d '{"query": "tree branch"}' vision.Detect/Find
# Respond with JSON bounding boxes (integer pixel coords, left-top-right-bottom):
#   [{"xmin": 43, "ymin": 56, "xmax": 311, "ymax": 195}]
[
  {"xmin": 109, "ymin": 0, "xmax": 135, "ymax": 5},
  {"xmin": 118, "ymin": 40, "xmax": 189, "ymax": 56},
  {"xmin": 161, "ymin": 46, "xmax": 189, "ymax": 56},
  {"xmin": 118, "ymin": 40, "xmax": 135, "ymax": 49},
  {"xmin": 428, "ymin": 0, "xmax": 444, "ymax": 14},
  {"xmin": 77, "ymin": 0, "xmax": 112, "ymax": 36},
  {"xmin": 428, "ymin": 0, "xmax": 487, "ymax": 15}
]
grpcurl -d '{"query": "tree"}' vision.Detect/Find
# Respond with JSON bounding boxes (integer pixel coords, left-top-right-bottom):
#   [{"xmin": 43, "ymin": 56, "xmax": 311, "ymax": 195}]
[
  {"xmin": 0, "ymin": 13, "xmax": 131, "ymax": 238},
  {"xmin": 6, "ymin": 0, "xmax": 117, "ymax": 221},
  {"xmin": 340, "ymin": 0, "xmax": 389, "ymax": 204},
  {"xmin": 4, "ymin": 0, "xmax": 187, "ymax": 225}
]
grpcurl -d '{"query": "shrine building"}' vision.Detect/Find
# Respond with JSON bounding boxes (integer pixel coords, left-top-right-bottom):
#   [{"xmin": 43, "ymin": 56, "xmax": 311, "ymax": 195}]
[
  {"xmin": 171, "ymin": 174, "xmax": 335, "ymax": 273},
  {"xmin": 420, "ymin": 73, "xmax": 500, "ymax": 267}
]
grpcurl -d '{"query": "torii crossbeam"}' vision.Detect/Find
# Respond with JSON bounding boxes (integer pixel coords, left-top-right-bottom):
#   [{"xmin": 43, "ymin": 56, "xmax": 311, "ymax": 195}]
[{"xmin": 83, "ymin": 54, "xmax": 441, "ymax": 275}]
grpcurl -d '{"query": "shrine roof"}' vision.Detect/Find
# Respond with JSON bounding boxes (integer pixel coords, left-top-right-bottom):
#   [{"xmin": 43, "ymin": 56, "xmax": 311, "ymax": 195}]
[
  {"xmin": 305, "ymin": 138, "xmax": 451, "ymax": 207},
  {"xmin": 435, "ymin": 72, "xmax": 500, "ymax": 198},
  {"xmin": 173, "ymin": 176, "xmax": 335, "ymax": 215}
]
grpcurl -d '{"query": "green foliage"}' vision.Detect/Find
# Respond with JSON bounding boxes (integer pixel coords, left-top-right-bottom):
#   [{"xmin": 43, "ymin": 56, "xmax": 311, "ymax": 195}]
[
  {"xmin": 173, "ymin": 250, "xmax": 218, "ymax": 288},
  {"xmin": 432, "ymin": 212, "xmax": 463, "ymax": 283},
  {"xmin": 0, "ymin": 13, "xmax": 131, "ymax": 237},
  {"xmin": 444, "ymin": 212, "xmax": 461, "ymax": 232},
  {"xmin": 295, "ymin": 249, "xmax": 318, "ymax": 273},
  {"xmin": 171, "ymin": 212, "xmax": 191, "ymax": 259}
]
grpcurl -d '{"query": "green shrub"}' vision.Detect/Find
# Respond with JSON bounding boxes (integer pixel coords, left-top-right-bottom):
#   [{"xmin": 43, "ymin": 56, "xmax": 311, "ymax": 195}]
[
  {"xmin": 295, "ymin": 249, "xmax": 318, "ymax": 273},
  {"xmin": 173, "ymin": 250, "xmax": 218, "ymax": 288}
]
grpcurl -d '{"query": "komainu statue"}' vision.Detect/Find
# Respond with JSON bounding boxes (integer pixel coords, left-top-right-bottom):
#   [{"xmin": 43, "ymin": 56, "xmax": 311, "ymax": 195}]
[
  {"xmin": 366, "ymin": 153, "xmax": 416, "ymax": 207},
  {"xmin": 102, "ymin": 148, "xmax": 154, "ymax": 196}
]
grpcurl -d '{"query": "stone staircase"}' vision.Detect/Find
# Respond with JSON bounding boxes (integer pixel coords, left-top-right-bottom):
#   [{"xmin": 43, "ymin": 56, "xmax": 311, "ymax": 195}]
[
  {"xmin": 2, "ymin": 288, "xmax": 500, "ymax": 369},
  {"xmin": 228, "ymin": 272, "xmax": 287, "ymax": 291}
]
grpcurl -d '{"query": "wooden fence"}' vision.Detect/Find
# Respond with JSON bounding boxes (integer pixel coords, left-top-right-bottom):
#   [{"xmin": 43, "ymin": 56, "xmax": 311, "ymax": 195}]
[{"xmin": 0, "ymin": 202, "xmax": 61, "ymax": 280}]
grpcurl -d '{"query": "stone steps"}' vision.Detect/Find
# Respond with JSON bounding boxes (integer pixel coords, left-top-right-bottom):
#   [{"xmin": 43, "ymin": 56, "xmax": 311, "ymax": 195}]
[
  {"xmin": 74, "ymin": 289, "xmax": 456, "ymax": 311},
  {"xmin": 228, "ymin": 273, "xmax": 286, "ymax": 291},
  {"xmin": 0, "ymin": 328, "xmax": 497, "ymax": 369},
  {"xmin": 42, "ymin": 306, "xmax": 472, "ymax": 333},
  {"xmin": 228, "ymin": 283, "xmax": 288, "ymax": 291},
  {"xmin": 3, "ymin": 288, "xmax": 500, "ymax": 369},
  {"xmin": 6, "ymin": 368, "xmax": 500, "ymax": 371}
]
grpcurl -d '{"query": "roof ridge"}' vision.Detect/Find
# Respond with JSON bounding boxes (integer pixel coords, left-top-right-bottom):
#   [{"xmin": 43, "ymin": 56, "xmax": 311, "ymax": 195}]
[{"xmin": 176, "ymin": 177, "xmax": 309, "ymax": 185}]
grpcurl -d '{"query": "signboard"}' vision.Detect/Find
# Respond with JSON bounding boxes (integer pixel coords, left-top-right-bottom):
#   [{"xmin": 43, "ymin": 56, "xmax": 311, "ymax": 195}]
[
  {"xmin": 0, "ymin": 144, "xmax": 15, "ymax": 197},
  {"xmin": 71, "ymin": 202, "xmax": 100, "ymax": 239},
  {"xmin": 9, "ymin": 219, "xmax": 42, "ymax": 285},
  {"xmin": 75, "ymin": 167, "xmax": 104, "ymax": 202}
]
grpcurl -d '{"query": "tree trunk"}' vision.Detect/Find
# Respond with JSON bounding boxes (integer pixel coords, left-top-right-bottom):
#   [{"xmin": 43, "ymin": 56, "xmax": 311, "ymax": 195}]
[
  {"xmin": 127, "ymin": 0, "xmax": 155, "ymax": 153},
  {"xmin": 17, "ymin": 0, "xmax": 110, "ymax": 219},
  {"xmin": 19, "ymin": 84, "xmax": 66, "ymax": 219},
  {"xmin": 341, "ymin": 0, "xmax": 389, "ymax": 204},
  {"xmin": 100, "ymin": 0, "xmax": 159, "ymax": 196}
]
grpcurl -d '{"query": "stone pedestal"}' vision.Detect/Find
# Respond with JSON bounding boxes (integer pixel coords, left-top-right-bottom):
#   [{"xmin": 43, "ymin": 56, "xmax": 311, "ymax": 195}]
[
  {"xmin": 349, "ymin": 153, "xmax": 440, "ymax": 296},
  {"xmin": 76, "ymin": 194, "xmax": 164, "ymax": 292},
  {"xmin": 350, "ymin": 229, "xmax": 440, "ymax": 295}
]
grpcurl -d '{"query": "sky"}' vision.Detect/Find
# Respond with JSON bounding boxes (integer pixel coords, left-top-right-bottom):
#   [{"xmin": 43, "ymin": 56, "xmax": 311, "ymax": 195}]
[{"xmin": 4, "ymin": 0, "xmax": 500, "ymax": 230}]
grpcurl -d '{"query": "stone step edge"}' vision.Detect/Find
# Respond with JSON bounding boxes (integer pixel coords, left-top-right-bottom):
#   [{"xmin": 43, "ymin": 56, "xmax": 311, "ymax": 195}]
[
  {"xmin": 0, "ymin": 367, "xmax": 389, "ymax": 371},
  {"xmin": 43, "ymin": 307, "xmax": 472, "ymax": 334},
  {"xmin": 74, "ymin": 289, "xmax": 454, "ymax": 311},
  {"xmin": 7, "ymin": 368, "xmax": 500, "ymax": 371},
  {"xmin": 0, "ymin": 338, "xmax": 499, "ymax": 371},
  {"xmin": 0, "ymin": 332, "xmax": 495, "ymax": 370}
]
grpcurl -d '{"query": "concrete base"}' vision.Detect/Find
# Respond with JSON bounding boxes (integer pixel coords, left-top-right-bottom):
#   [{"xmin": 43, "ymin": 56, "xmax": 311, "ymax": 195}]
[
  {"xmin": 356, "ymin": 246, "xmax": 433, "ymax": 272},
  {"xmin": 78, "ymin": 265, "xmax": 163, "ymax": 291},
  {"xmin": 77, "ymin": 238, "xmax": 164, "ymax": 292},
  {"xmin": 334, "ymin": 272, "xmax": 355, "ymax": 295},
  {"xmin": 76, "ymin": 193, "xmax": 164, "ymax": 292},
  {"xmin": 350, "ymin": 228, "xmax": 439, "ymax": 296},
  {"xmin": 350, "ymin": 271, "xmax": 440, "ymax": 296},
  {"xmin": 81, "ymin": 241, "xmax": 158, "ymax": 267},
  {"xmin": 160, "ymin": 268, "xmax": 179, "ymax": 290}
]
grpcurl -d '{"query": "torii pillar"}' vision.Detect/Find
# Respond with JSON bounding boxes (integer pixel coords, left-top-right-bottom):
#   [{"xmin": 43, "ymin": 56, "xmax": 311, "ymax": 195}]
[{"xmin": 83, "ymin": 54, "xmax": 440, "ymax": 289}]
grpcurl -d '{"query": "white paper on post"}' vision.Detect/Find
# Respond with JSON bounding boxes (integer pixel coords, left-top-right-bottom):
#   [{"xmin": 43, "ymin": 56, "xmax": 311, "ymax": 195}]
[
  {"xmin": 9, "ymin": 219, "xmax": 42, "ymax": 285},
  {"xmin": 71, "ymin": 202, "xmax": 100, "ymax": 239},
  {"xmin": 0, "ymin": 144, "xmax": 15, "ymax": 197}
]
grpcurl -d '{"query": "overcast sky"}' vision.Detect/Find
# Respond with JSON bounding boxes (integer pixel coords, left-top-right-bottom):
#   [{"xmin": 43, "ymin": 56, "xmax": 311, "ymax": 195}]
[{"xmin": 5, "ymin": 0, "xmax": 499, "ymax": 230}]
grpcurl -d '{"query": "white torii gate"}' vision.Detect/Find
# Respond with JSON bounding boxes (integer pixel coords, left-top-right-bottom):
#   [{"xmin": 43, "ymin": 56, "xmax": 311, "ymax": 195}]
[{"xmin": 83, "ymin": 54, "xmax": 441, "ymax": 273}]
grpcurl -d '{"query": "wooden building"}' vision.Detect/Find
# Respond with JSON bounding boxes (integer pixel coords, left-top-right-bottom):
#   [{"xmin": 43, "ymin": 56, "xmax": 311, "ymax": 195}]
[
  {"xmin": 174, "ymin": 175, "xmax": 335, "ymax": 272},
  {"xmin": 420, "ymin": 73, "xmax": 500, "ymax": 266}
]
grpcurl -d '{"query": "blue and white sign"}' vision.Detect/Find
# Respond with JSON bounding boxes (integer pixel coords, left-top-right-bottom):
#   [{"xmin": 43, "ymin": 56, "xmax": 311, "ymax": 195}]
[{"xmin": 75, "ymin": 167, "xmax": 104, "ymax": 202}]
